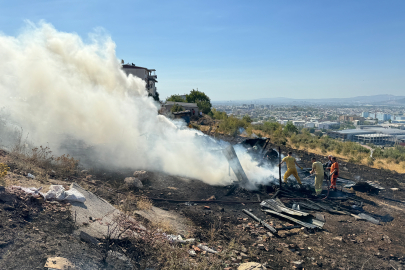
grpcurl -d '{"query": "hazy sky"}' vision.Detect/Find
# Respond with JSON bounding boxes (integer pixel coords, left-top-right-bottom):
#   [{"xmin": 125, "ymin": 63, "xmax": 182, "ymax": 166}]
[{"xmin": 1, "ymin": 0, "xmax": 404, "ymax": 101}]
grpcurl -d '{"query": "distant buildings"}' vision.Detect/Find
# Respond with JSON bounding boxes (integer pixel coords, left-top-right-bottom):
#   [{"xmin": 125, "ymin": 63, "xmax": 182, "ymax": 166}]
[
  {"xmin": 376, "ymin": 112, "xmax": 391, "ymax": 122},
  {"xmin": 122, "ymin": 63, "xmax": 158, "ymax": 96},
  {"xmin": 339, "ymin": 115, "xmax": 364, "ymax": 122},
  {"xmin": 328, "ymin": 126, "xmax": 405, "ymax": 145},
  {"xmin": 361, "ymin": 112, "xmax": 370, "ymax": 118},
  {"xmin": 318, "ymin": 121, "xmax": 339, "ymax": 130}
]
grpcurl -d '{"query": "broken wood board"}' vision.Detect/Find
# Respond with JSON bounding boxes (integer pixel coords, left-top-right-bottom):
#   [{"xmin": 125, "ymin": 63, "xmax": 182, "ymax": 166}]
[
  {"xmin": 261, "ymin": 198, "xmax": 309, "ymax": 216},
  {"xmin": 351, "ymin": 213, "xmax": 380, "ymax": 225},
  {"xmin": 262, "ymin": 209, "xmax": 324, "ymax": 229},
  {"xmin": 304, "ymin": 199, "xmax": 348, "ymax": 215},
  {"xmin": 242, "ymin": 209, "xmax": 277, "ymax": 233}
]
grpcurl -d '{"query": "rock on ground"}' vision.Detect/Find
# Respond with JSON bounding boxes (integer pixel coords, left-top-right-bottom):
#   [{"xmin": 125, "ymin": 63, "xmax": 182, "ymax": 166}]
[
  {"xmin": 124, "ymin": 177, "xmax": 143, "ymax": 188},
  {"xmin": 133, "ymin": 170, "xmax": 148, "ymax": 180},
  {"xmin": 238, "ymin": 262, "xmax": 266, "ymax": 270}
]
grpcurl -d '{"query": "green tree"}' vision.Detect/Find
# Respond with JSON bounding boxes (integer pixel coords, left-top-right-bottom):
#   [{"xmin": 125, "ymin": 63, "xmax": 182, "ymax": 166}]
[
  {"xmin": 170, "ymin": 104, "xmax": 184, "ymax": 113},
  {"xmin": 210, "ymin": 108, "xmax": 228, "ymax": 120},
  {"xmin": 166, "ymin": 95, "xmax": 186, "ymax": 102},
  {"xmin": 283, "ymin": 121, "xmax": 298, "ymax": 135},
  {"xmin": 196, "ymin": 100, "xmax": 212, "ymax": 114},
  {"xmin": 242, "ymin": 114, "xmax": 253, "ymax": 123},
  {"xmin": 186, "ymin": 89, "xmax": 212, "ymax": 113}
]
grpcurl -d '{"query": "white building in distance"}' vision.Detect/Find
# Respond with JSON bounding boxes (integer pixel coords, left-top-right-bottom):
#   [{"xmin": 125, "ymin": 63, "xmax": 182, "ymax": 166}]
[{"xmin": 122, "ymin": 63, "xmax": 158, "ymax": 96}]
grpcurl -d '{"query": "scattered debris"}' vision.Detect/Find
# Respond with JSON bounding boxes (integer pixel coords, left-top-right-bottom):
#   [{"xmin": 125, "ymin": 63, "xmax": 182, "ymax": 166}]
[
  {"xmin": 314, "ymin": 213, "xmax": 325, "ymax": 222},
  {"xmin": 351, "ymin": 213, "xmax": 380, "ymax": 225},
  {"xmin": 10, "ymin": 186, "xmax": 42, "ymax": 196},
  {"xmin": 242, "ymin": 209, "xmax": 277, "ymax": 233},
  {"xmin": 261, "ymin": 198, "xmax": 309, "ymax": 216},
  {"xmin": 166, "ymin": 234, "xmax": 195, "ymax": 244},
  {"xmin": 262, "ymin": 209, "xmax": 323, "ymax": 229},
  {"xmin": 44, "ymin": 185, "xmax": 86, "ymax": 202},
  {"xmin": 344, "ymin": 181, "xmax": 385, "ymax": 191},
  {"xmin": 197, "ymin": 244, "xmax": 218, "ymax": 254},
  {"xmin": 188, "ymin": 249, "xmax": 197, "ymax": 257},
  {"xmin": 26, "ymin": 173, "xmax": 35, "ymax": 179}
]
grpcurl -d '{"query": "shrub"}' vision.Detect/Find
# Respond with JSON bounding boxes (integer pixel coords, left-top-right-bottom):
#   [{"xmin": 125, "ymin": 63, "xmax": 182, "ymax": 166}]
[{"xmin": 0, "ymin": 163, "xmax": 9, "ymax": 185}]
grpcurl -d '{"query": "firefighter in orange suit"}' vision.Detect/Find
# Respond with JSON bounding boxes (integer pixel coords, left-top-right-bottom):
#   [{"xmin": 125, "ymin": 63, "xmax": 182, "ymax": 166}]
[{"xmin": 330, "ymin": 157, "xmax": 339, "ymax": 190}]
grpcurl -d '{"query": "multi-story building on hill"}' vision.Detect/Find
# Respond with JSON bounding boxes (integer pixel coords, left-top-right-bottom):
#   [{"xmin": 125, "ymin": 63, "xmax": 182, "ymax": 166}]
[{"xmin": 122, "ymin": 63, "xmax": 158, "ymax": 96}]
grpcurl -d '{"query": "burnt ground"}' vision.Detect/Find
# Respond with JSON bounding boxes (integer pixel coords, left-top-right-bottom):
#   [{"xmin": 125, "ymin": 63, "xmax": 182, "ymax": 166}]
[
  {"xmin": 87, "ymin": 136, "xmax": 405, "ymax": 269},
  {"xmin": 1, "ymin": 135, "xmax": 405, "ymax": 269},
  {"xmin": 0, "ymin": 186, "xmax": 133, "ymax": 270}
]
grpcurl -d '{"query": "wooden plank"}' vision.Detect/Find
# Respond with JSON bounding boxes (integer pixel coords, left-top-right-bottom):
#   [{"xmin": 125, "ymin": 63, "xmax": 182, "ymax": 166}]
[
  {"xmin": 242, "ymin": 209, "xmax": 277, "ymax": 233},
  {"xmin": 262, "ymin": 209, "xmax": 321, "ymax": 229}
]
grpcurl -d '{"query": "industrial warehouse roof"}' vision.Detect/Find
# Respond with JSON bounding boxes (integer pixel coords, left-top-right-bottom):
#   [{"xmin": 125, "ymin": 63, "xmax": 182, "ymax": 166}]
[
  {"xmin": 334, "ymin": 129, "xmax": 374, "ymax": 134},
  {"xmin": 334, "ymin": 128, "xmax": 405, "ymax": 135},
  {"xmin": 354, "ymin": 134, "xmax": 393, "ymax": 138}
]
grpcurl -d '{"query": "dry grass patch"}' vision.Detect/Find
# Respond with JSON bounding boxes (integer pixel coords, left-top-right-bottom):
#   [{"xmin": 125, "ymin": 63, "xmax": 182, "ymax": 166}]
[
  {"xmin": 153, "ymin": 219, "xmax": 177, "ymax": 235},
  {"xmin": 0, "ymin": 163, "xmax": 9, "ymax": 186},
  {"xmin": 136, "ymin": 196, "xmax": 153, "ymax": 210},
  {"xmin": 285, "ymin": 138, "xmax": 405, "ymax": 174}
]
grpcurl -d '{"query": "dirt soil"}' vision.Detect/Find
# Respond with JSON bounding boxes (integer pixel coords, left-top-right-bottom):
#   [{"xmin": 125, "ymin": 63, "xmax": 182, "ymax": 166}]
[{"xmin": 1, "ymin": 134, "xmax": 405, "ymax": 269}]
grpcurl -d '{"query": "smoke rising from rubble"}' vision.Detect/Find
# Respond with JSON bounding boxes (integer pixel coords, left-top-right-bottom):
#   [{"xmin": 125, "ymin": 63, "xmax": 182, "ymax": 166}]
[{"xmin": 0, "ymin": 22, "xmax": 278, "ymax": 188}]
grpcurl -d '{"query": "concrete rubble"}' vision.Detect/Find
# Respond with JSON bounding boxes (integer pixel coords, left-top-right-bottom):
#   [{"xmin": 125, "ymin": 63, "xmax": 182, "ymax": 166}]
[{"xmin": 69, "ymin": 182, "xmax": 144, "ymax": 239}]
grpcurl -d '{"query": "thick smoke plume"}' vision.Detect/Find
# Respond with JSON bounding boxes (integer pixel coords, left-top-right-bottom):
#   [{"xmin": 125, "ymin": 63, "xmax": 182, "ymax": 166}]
[{"xmin": 0, "ymin": 22, "xmax": 278, "ymax": 187}]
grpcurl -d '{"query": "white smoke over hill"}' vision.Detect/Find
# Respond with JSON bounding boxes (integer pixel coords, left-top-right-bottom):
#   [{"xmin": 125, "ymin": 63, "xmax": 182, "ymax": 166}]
[{"xmin": 0, "ymin": 22, "xmax": 277, "ymax": 187}]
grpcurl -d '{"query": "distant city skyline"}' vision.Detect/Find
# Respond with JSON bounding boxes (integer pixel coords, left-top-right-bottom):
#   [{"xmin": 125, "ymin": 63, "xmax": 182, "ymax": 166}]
[{"xmin": 1, "ymin": 0, "xmax": 404, "ymax": 100}]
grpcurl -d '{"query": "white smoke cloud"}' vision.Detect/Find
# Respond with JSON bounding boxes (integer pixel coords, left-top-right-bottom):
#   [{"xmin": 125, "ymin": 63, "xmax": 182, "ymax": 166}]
[{"xmin": 0, "ymin": 22, "xmax": 276, "ymax": 187}]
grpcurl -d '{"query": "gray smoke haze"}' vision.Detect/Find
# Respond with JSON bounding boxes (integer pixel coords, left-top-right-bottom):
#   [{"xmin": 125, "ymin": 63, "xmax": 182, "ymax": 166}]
[{"xmin": 0, "ymin": 22, "xmax": 278, "ymax": 187}]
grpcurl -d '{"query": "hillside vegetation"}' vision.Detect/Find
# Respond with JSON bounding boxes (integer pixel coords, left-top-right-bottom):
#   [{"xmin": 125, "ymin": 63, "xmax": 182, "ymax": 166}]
[{"xmin": 204, "ymin": 109, "xmax": 405, "ymax": 174}]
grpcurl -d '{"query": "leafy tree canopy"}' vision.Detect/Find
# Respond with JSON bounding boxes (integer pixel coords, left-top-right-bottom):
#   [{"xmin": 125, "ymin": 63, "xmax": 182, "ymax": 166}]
[
  {"xmin": 283, "ymin": 121, "xmax": 298, "ymax": 135},
  {"xmin": 196, "ymin": 100, "xmax": 212, "ymax": 114},
  {"xmin": 167, "ymin": 89, "xmax": 212, "ymax": 114},
  {"xmin": 242, "ymin": 114, "xmax": 253, "ymax": 123},
  {"xmin": 186, "ymin": 89, "xmax": 211, "ymax": 104},
  {"xmin": 166, "ymin": 95, "xmax": 186, "ymax": 102}
]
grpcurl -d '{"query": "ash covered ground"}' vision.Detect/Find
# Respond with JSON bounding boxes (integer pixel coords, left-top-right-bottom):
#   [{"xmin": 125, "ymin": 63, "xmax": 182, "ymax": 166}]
[{"xmin": 1, "ymin": 135, "xmax": 405, "ymax": 270}]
